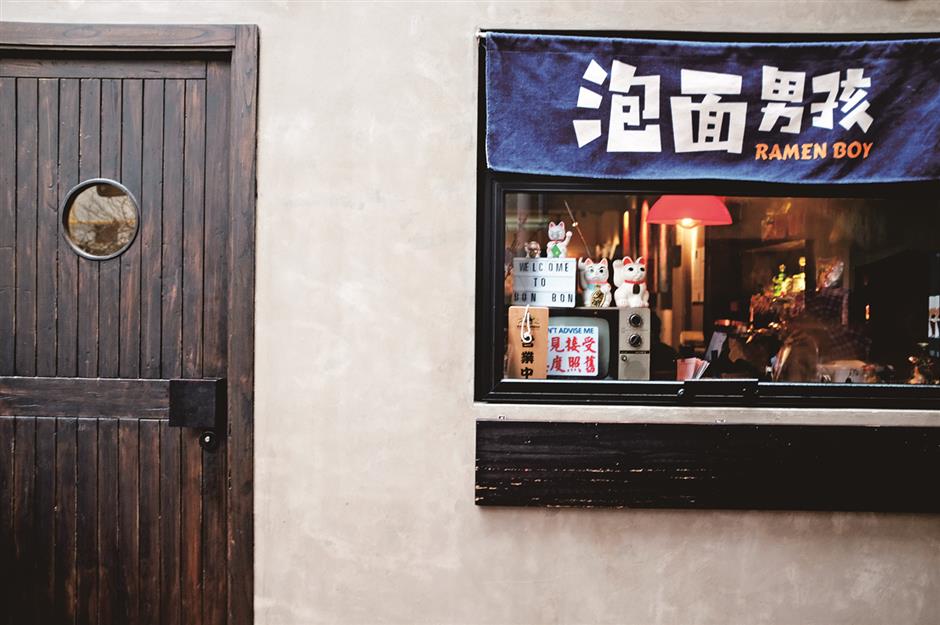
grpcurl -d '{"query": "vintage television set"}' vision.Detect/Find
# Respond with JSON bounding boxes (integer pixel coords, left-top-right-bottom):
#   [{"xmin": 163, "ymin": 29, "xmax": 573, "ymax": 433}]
[{"xmin": 546, "ymin": 306, "xmax": 651, "ymax": 380}]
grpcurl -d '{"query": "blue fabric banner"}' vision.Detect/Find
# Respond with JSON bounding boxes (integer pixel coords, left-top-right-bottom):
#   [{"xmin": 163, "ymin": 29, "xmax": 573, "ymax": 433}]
[{"xmin": 485, "ymin": 33, "xmax": 940, "ymax": 183}]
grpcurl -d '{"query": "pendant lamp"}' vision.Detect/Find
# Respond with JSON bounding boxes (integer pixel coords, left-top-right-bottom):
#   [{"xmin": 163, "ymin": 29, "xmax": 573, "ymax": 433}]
[{"xmin": 647, "ymin": 195, "xmax": 732, "ymax": 228}]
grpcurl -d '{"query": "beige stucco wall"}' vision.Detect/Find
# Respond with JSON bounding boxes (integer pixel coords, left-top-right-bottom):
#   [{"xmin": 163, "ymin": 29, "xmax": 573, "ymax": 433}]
[{"xmin": 4, "ymin": 1, "xmax": 940, "ymax": 623}]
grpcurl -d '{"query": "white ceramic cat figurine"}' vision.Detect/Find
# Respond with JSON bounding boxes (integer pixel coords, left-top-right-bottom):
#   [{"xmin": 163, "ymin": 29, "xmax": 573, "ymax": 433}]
[
  {"xmin": 613, "ymin": 256, "xmax": 649, "ymax": 308},
  {"xmin": 545, "ymin": 221, "xmax": 573, "ymax": 258},
  {"xmin": 578, "ymin": 258, "xmax": 612, "ymax": 307},
  {"xmin": 929, "ymin": 295, "xmax": 939, "ymax": 339}
]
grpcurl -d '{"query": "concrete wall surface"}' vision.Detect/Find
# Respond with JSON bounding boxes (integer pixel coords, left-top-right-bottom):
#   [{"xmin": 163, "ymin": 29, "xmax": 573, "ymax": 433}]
[{"xmin": 3, "ymin": 1, "xmax": 940, "ymax": 623}]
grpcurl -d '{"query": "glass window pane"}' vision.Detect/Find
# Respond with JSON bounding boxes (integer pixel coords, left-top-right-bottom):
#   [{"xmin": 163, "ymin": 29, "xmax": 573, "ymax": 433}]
[
  {"xmin": 63, "ymin": 180, "xmax": 139, "ymax": 259},
  {"xmin": 502, "ymin": 192, "xmax": 940, "ymax": 386}
]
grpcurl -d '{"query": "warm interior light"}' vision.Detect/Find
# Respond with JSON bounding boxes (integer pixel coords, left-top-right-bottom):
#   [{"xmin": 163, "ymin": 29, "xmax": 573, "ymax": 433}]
[
  {"xmin": 647, "ymin": 195, "xmax": 733, "ymax": 227},
  {"xmin": 640, "ymin": 200, "xmax": 649, "ymax": 260},
  {"xmin": 622, "ymin": 210, "xmax": 630, "ymax": 257}
]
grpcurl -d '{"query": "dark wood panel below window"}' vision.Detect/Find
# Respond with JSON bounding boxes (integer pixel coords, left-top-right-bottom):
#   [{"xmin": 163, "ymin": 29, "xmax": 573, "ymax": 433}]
[{"xmin": 476, "ymin": 419, "xmax": 940, "ymax": 511}]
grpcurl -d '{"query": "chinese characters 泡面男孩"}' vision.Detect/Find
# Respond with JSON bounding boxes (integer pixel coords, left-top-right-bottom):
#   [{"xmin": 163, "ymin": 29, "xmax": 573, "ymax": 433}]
[{"xmin": 574, "ymin": 60, "xmax": 873, "ymax": 156}]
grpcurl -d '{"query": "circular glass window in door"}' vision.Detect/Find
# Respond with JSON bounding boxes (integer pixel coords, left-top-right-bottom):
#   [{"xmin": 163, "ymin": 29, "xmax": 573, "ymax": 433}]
[{"xmin": 62, "ymin": 179, "xmax": 140, "ymax": 260}]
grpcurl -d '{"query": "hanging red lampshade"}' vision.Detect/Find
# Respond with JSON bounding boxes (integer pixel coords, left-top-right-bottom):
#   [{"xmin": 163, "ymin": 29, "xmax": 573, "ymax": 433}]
[{"xmin": 647, "ymin": 195, "xmax": 732, "ymax": 228}]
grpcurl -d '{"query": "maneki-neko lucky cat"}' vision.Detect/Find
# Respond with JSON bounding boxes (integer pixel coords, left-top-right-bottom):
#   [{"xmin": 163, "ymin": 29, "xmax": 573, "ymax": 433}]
[
  {"xmin": 578, "ymin": 258, "xmax": 612, "ymax": 307},
  {"xmin": 930, "ymin": 295, "xmax": 939, "ymax": 339},
  {"xmin": 545, "ymin": 221, "xmax": 573, "ymax": 258},
  {"xmin": 613, "ymin": 256, "xmax": 649, "ymax": 308}
]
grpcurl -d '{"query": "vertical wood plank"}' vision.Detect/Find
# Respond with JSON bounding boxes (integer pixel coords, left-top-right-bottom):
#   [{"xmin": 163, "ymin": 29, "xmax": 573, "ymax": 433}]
[
  {"xmin": 138, "ymin": 419, "xmax": 161, "ymax": 625},
  {"xmin": 0, "ymin": 418, "xmax": 16, "ymax": 625},
  {"xmin": 56, "ymin": 79, "xmax": 80, "ymax": 377},
  {"xmin": 161, "ymin": 79, "xmax": 184, "ymax": 379},
  {"xmin": 180, "ymin": 430, "xmax": 203, "ymax": 625},
  {"xmin": 96, "ymin": 419, "xmax": 118, "ymax": 625},
  {"xmin": 227, "ymin": 26, "xmax": 258, "ymax": 625},
  {"xmin": 120, "ymin": 79, "xmax": 143, "ymax": 378},
  {"xmin": 0, "ymin": 79, "xmax": 16, "ymax": 375},
  {"xmin": 54, "ymin": 418, "xmax": 78, "ymax": 625},
  {"xmin": 182, "ymin": 79, "xmax": 205, "ymax": 380},
  {"xmin": 201, "ymin": 436, "xmax": 226, "ymax": 625},
  {"xmin": 120, "ymin": 80, "xmax": 145, "ymax": 623},
  {"xmin": 159, "ymin": 421, "xmax": 181, "ymax": 625},
  {"xmin": 97, "ymin": 79, "xmax": 121, "ymax": 378},
  {"xmin": 203, "ymin": 65, "xmax": 229, "ymax": 374},
  {"xmin": 180, "ymin": 78, "xmax": 207, "ymax": 625},
  {"xmin": 15, "ymin": 78, "xmax": 38, "ymax": 377},
  {"xmin": 35, "ymin": 417, "xmax": 57, "ymax": 625},
  {"xmin": 36, "ymin": 79, "xmax": 59, "ymax": 377},
  {"xmin": 117, "ymin": 419, "xmax": 140, "ymax": 623},
  {"xmin": 202, "ymin": 61, "xmax": 231, "ymax": 625},
  {"xmin": 13, "ymin": 417, "xmax": 37, "ymax": 623},
  {"xmin": 75, "ymin": 419, "xmax": 98, "ymax": 625},
  {"xmin": 140, "ymin": 80, "xmax": 164, "ymax": 379},
  {"xmin": 77, "ymin": 79, "xmax": 100, "ymax": 378}
]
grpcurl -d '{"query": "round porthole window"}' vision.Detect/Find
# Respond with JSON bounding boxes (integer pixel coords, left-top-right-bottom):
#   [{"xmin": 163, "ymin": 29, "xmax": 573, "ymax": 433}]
[{"xmin": 61, "ymin": 179, "xmax": 140, "ymax": 260}]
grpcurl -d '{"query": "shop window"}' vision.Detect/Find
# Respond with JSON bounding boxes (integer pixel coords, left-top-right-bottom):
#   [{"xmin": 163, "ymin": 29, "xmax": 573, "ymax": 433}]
[
  {"xmin": 477, "ymin": 182, "xmax": 940, "ymax": 406},
  {"xmin": 475, "ymin": 31, "xmax": 940, "ymax": 408}
]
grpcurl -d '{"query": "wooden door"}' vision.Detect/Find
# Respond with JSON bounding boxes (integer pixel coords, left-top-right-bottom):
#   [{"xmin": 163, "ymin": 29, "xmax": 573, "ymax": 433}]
[{"xmin": 0, "ymin": 24, "xmax": 257, "ymax": 625}]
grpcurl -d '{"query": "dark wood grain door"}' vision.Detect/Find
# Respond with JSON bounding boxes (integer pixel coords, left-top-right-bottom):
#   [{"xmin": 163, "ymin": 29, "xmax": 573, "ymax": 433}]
[{"xmin": 0, "ymin": 23, "xmax": 257, "ymax": 625}]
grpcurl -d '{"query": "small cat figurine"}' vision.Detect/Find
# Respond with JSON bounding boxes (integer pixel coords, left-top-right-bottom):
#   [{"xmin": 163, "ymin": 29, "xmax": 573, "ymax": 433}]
[
  {"xmin": 929, "ymin": 295, "xmax": 939, "ymax": 339},
  {"xmin": 545, "ymin": 221, "xmax": 573, "ymax": 258},
  {"xmin": 613, "ymin": 256, "xmax": 649, "ymax": 308},
  {"xmin": 578, "ymin": 258, "xmax": 612, "ymax": 307}
]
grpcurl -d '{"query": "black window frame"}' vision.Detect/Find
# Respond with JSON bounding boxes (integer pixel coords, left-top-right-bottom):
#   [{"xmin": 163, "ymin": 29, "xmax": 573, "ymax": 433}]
[{"xmin": 475, "ymin": 29, "xmax": 940, "ymax": 410}]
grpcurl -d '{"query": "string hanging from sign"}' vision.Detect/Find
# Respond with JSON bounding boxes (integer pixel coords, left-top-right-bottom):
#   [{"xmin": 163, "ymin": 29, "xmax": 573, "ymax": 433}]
[{"xmin": 520, "ymin": 304, "xmax": 533, "ymax": 345}]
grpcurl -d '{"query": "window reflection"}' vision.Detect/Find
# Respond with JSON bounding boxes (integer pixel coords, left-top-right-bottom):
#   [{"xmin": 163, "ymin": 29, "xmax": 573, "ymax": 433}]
[{"xmin": 63, "ymin": 181, "xmax": 138, "ymax": 259}]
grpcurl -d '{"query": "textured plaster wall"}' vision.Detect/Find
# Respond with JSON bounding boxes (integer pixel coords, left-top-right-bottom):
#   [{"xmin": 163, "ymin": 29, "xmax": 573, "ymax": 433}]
[{"xmin": 4, "ymin": 1, "xmax": 940, "ymax": 623}]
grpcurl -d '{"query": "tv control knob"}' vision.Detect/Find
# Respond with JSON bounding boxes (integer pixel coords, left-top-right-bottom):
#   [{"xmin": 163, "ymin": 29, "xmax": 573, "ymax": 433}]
[
  {"xmin": 628, "ymin": 313, "xmax": 643, "ymax": 328},
  {"xmin": 628, "ymin": 334, "xmax": 643, "ymax": 348}
]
